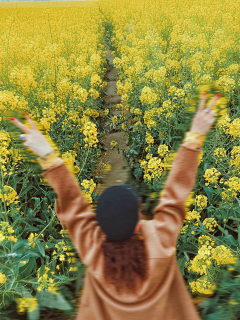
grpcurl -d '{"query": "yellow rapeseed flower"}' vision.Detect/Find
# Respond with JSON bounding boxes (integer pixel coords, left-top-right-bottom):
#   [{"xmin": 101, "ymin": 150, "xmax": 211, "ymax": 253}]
[{"xmin": 0, "ymin": 272, "xmax": 6, "ymax": 283}]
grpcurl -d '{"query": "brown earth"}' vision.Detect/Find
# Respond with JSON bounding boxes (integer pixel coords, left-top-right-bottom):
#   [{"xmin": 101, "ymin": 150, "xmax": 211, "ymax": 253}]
[{"xmin": 94, "ymin": 48, "xmax": 129, "ymax": 192}]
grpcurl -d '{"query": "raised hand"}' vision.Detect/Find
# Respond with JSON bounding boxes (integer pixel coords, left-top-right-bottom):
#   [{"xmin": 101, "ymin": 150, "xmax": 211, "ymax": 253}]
[
  {"xmin": 10, "ymin": 113, "xmax": 54, "ymax": 157},
  {"xmin": 190, "ymin": 93, "xmax": 221, "ymax": 135}
]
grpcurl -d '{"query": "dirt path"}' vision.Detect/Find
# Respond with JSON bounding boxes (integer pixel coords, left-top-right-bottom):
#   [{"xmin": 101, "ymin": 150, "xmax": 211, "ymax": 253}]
[{"xmin": 95, "ymin": 48, "xmax": 129, "ymax": 193}]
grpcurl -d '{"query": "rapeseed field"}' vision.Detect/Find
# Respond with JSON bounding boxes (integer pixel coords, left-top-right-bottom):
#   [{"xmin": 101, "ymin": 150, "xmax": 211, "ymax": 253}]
[{"xmin": 1, "ymin": 0, "xmax": 240, "ymax": 318}]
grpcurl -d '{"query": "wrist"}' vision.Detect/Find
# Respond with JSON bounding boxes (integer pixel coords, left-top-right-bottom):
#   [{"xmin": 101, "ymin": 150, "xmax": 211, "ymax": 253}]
[
  {"xmin": 37, "ymin": 150, "xmax": 63, "ymax": 170},
  {"xmin": 38, "ymin": 147, "xmax": 55, "ymax": 158},
  {"xmin": 183, "ymin": 131, "xmax": 206, "ymax": 148},
  {"xmin": 189, "ymin": 129, "xmax": 205, "ymax": 135}
]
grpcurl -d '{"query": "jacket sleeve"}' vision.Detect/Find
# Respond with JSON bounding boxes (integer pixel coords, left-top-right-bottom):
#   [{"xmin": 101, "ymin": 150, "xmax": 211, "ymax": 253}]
[
  {"xmin": 153, "ymin": 143, "xmax": 200, "ymax": 250},
  {"xmin": 42, "ymin": 163, "xmax": 103, "ymax": 266}
]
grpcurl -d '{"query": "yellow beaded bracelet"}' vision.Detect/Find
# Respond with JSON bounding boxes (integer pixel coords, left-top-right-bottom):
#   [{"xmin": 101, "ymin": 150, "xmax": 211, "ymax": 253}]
[
  {"xmin": 183, "ymin": 131, "xmax": 206, "ymax": 148},
  {"xmin": 37, "ymin": 151, "xmax": 64, "ymax": 171}
]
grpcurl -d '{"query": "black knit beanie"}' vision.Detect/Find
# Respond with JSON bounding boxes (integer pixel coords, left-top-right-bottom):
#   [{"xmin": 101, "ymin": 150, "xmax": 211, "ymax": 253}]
[{"xmin": 96, "ymin": 184, "xmax": 140, "ymax": 242}]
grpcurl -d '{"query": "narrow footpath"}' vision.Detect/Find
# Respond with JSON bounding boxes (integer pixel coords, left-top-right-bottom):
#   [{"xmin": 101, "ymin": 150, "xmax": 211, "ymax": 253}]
[{"xmin": 95, "ymin": 47, "xmax": 129, "ymax": 193}]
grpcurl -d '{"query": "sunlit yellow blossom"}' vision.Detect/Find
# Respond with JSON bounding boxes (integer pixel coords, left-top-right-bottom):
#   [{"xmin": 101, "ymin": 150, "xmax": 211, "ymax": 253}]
[
  {"xmin": 8, "ymin": 227, "xmax": 14, "ymax": 234},
  {"xmin": 140, "ymin": 86, "xmax": 158, "ymax": 105},
  {"xmin": 211, "ymin": 245, "xmax": 238, "ymax": 265},
  {"xmin": 17, "ymin": 297, "xmax": 38, "ymax": 314},
  {"xmin": 198, "ymin": 235, "xmax": 215, "ymax": 247},
  {"xmin": 6, "ymin": 235, "xmax": 17, "ymax": 242},
  {"xmin": 229, "ymin": 118, "xmax": 240, "ymax": 138},
  {"xmin": 48, "ymin": 285, "xmax": 60, "ymax": 294},
  {"xmin": 0, "ymin": 231, "xmax": 5, "ymax": 241},
  {"xmin": 111, "ymin": 141, "xmax": 118, "ymax": 147},
  {"xmin": 112, "ymin": 116, "xmax": 118, "ymax": 124},
  {"xmin": 195, "ymin": 195, "xmax": 208, "ymax": 209},
  {"xmin": 189, "ymin": 277, "xmax": 216, "ymax": 295},
  {"xmin": 202, "ymin": 218, "xmax": 218, "ymax": 232},
  {"xmin": 216, "ymin": 114, "xmax": 231, "ymax": 133},
  {"xmin": 185, "ymin": 209, "xmax": 201, "ymax": 222},
  {"xmin": 69, "ymin": 267, "xmax": 78, "ymax": 271},
  {"xmin": 157, "ymin": 145, "xmax": 169, "ymax": 157},
  {"xmin": 91, "ymin": 74, "xmax": 102, "ymax": 88},
  {"xmin": 214, "ymin": 148, "xmax": 227, "ymax": 164},
  {"xmin": 230, "ymin": 146, "xmax": 240, "ymax": 172},
  {"xmin": 222, "ymin": 176, "xmax": 240, "ymax": 200},
  {"xmin": 81, "ymin": 179, "xmax": 96, "ymax": 194},
  {"xmin": 188, "ymin": 245, "xmax": 213, "ymax": 275},
  {"xmin": 0, "ymin": 272, "xmax": 6, "ymax": 283},
  {"xmin": 28, "ymin": 233, "xmax": 38, "ymax": 248},
  {"xmin": 83, "ymin": 121, "xmax": 98, "ymax": 147},
  {"xmin": 0, "ymin": 186, "xmax": 18, "ymax": 204},
  {"xmin": 204, "ymin": 168, "xmax": 221, "ymax": 187},
  {"xmin": 145, "ymin": 132, "xmax": 154, "ymax": 144},
  {"xmin": 184, "ymin": 192, "xmax": 195, "ymax": 209}
]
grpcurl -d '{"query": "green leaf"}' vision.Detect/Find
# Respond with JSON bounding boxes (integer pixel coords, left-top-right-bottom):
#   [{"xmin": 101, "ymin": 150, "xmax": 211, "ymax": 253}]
[
  {"xmin": 36, "ymin": 240, "xmax": 45, "ymax": 257},
  {"xmin": 37, "ymin": 289, "xmax": 72, "ymax": 311},
  {"xmin": 21, "ymin": 251, "xmax": 40, "ymax": 260},
  {"xmin": 27, "ymin": 300, "xmax": 40, "ymax": 320},
  {"xmin": 11, "ymin": 214, "xmax": 23, "ymax": 228},
  {"xmin": 236, "ymin": 197, "xmax": 240, "ymax": 207},
  {"xmin": 32, "ymin": 197, "xmax": 41, "ymax": 208},
  {"xmin": 183, "ymin": 251, "xmax": 189, "ymax": 261},
  {"xmin": 75, "ymin": 274, "xmax": 84, "ymax": 295},
  {"xmin": 24, "ymin": 226, "xmax": 40, "ymax": 232},
  {"xmin": 134, "ymin": 167, "xmax": 142, "ymax": 179},
  {"xmin": 198, "ymin": 299, "xmax": 209, "ymax": 308},
  {"xmin": 13, "ymin": 240, "xmax": 29, "ymax": 251},
  {"xmin": 20, "ymin": 182, "xmax": 34, "ymax": 197},
  {"xmin": 38, "ymin": 264, "xmax": 46, "ymax": 278},
  {"xmin": 224, "ymin": 234, "xmax": 237, "ymax": 247},
  {"xmin": 129, "ymin": 149, "xmax": 139, "ymax": 155},
  {"xmin": 27, "ymin": 208, "xmax": 34, "ymax": 217},
  {"xmin": 19, "ymin": 257, "xmax": 37, "ymax": 278},
  {"xmin": 218, "ymin": 225, "xmax": 225, "ymax": 233},
  {"xmin": 203, "ymin": 185, "xmax": 214, "ymax": 202},
  {"xmin": 238, "ymin": 226, "xmax": 240, "ymax": 247},
  {"xmin": 177, "ymin": 255, "xmax": 187, "ymax": 275},
  {"xmin": 203, "ymin": 163, "xmax": 209, "ymax": 171}
]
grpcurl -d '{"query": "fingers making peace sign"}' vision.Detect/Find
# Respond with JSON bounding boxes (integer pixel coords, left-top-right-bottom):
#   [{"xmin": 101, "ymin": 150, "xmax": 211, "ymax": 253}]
[
  {"xmin": 190, "ymin": 93, "xmax": 221, "ymax": 135},
  {"xmin": 10, "ymin": 113, "xmax": 38, "ymax": 134},
  {"xmin": 10, "ymin": 113, "xmax": 54, "ymax": 157}
]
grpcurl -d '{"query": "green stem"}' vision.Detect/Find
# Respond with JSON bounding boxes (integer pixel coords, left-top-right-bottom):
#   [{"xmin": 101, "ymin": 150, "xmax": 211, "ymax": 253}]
[
  {"xmin": 21, "ymin": 208, "xmax": 56, "ymax": 256},
  {"xmin": 77, "ymin": 145, "xmax": 91, "ymax": 179},
  {"xmin": 0, "ymin": 165, "xmax": 8, "ymax": 224}
]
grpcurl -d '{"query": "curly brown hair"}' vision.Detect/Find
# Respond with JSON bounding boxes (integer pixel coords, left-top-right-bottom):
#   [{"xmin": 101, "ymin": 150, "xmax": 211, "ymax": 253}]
[{"xmin": 102, "ymin": 233, "xmax": 148, "ymax": 294}]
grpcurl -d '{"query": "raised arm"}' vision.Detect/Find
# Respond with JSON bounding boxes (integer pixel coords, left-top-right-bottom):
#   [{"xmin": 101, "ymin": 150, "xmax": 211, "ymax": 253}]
[
  {"xmin": 153, "ymin": 141, "xmax": 200, "ymax": 249},
  {"xmin": 10, "ymin": 113, "xmax": 103, "ymax": 267},
  {"xmin": 152, "ymin": 92, "xmax": 221, "ymax": 251},
  {"xmin": 40, "ymin": 154, "xmax": 103, "ymax": 266}
]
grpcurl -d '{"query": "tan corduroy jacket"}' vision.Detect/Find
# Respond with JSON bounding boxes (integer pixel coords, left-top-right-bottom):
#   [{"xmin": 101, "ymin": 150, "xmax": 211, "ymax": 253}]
[{"xmin": 42, "ymin": 142, "xmax": 202, "ymax": 320}]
